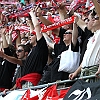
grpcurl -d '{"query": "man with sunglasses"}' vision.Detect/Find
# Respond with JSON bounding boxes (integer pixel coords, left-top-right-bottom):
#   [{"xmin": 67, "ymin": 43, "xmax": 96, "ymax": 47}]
[
  {"xmin": 17, "ymin": 9, "xmax": 48, "ymax": 89},
  {"xmin": 2, "ymin": 44, "xmax": 30, "ymax": 92},
  {"xmin": 33, "ymin": 3, "xmax": 80, "ymax": 83},
  {"xmin": 0, "ymin": 9, "xmax": 48, "ymax": 89},
  {"xmin": 69, "ymin": 0, "xmax": 100, "ymax": 82},
  {"xmin": 41, "ymin": 20, "xmax": 80, "ymax": 84}
]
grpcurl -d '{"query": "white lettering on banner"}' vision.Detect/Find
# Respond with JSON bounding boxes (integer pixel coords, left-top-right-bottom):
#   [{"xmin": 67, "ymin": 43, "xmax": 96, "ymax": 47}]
[
  {"xmin": 68, "ymin": 87, "xmax": 91, "ymax": 100},
  {"xmin": 41, "ymin": 16, "xmax": 75, "ymax": 32}
]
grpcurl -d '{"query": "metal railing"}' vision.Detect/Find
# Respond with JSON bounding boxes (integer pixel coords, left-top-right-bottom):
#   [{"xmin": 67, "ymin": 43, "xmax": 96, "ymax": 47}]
[{"xmin": 0, "ymin": 74, "xmax": 96, "ymax": 96}]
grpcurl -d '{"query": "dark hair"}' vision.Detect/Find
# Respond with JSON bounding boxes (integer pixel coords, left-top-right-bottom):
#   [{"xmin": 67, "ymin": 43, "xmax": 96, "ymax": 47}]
[
  {"xmin": 8, "ymin": 44, "xmax": 17, "ymax": 57},
  {"xmin": 91, "ymin": 9, "xmax": 97, "ymax": 17},
  {"xmin": 24, "ymin": 0, "xmax": 30, "ymax": 4},
  {"xmin": 18, "ymin": 44, "xmax": 30, "ymax": 53},
  {"xmin": 21, "ymin": 37, "xmax": 28, "ymax": 41}
]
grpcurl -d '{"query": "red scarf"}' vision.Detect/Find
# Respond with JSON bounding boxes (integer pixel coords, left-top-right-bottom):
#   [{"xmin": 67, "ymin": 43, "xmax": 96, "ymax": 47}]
[
  {"xmin": 0, "ymin": 88, "xmax": 5, "ymax": 92},
  {"xmin": 16, "ymin": 73, "xmax": 42, "ymax": 89}
]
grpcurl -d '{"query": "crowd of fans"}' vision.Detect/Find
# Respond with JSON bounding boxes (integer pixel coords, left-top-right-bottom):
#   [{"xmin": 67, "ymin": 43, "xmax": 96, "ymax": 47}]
[{"xmin": 0, "ymin": 0, "xmax": 100, "ymax": 95}]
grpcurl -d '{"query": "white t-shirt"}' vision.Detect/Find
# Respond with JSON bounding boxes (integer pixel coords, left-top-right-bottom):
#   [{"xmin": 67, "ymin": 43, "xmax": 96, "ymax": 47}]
[{"xmin": 82, "ymin": 29, "xmax": 100, "ymax": 68}]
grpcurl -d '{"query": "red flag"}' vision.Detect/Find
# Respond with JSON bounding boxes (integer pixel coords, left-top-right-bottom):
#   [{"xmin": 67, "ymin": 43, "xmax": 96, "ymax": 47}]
[
  {"xmin": 51, "ymin": 87, "xmax": 71, "ymax": 100},
  {"xmin": 47, "ymin": 15, "xmax": 54, "ymax": 23},
  {"xmin": 68, "ymin": 0, "xmax": 86, "ymax": 12},
  {"xmin": 28, "ymin": 95, "xmax": 39, "ymax": 100},
  {"xmin": 42, "ymin": 85, "xmax": 58, "ymax": 100},
  {"xmin": 68, "ymin": 0, "xmax": 80, "ymax": 12},
  {"xmin": 59, "ymin": 87, "xmax": 71, "ymax": 99},
  {"xmin": 21, "ymin": 88, "xmax": 47, "ymax": 100},
  {"xmin": 41, "ymin": 85, "xmax": 71, "ymax": 100},
  {"xmin": 21, "ymin": 89, "xmax": 31, "ymax": 100}
]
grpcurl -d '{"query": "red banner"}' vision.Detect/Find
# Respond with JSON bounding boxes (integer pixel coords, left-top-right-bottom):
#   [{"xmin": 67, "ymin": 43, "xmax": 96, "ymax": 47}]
[
  {"xmin": 41, "ymin": 16, "xmax": 75, "ymax": 32},
  {"xmin": 0, "ymin": 1, "xmax": 16, "ymax": 4}
]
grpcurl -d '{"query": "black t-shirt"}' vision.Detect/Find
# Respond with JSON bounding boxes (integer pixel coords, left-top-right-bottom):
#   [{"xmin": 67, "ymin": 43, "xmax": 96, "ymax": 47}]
[
  {"xmin": 54, "ymin": 28, "xmax": 66, "ymax": 57},
  {"xmin": 59, "ymin": 28, "xmax": 67, "ymax": 45},
  {"xmin": 0, "ymin": 47, "xmax": 17, "ymax": 89},
  {"xmin": 21, "ymin": 36, "xmax": 48, "ymax": 77},
  {"xmin": 12, "ymin": 60, "xmax": 25, "ymax": 86},
  {"xmin": 54, "ymin": 28, "xmax": 79, "ymax": 57},
  {"xmin": 0, "ymin": 57, "xmax": 3, "ymax": 75},
  {"xmin": 78, "ymin": 27, "xmax": 93, "ymax": 63}
]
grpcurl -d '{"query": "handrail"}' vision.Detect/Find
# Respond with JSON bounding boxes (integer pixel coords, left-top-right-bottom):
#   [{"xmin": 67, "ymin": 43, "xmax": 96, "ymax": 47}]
[{"xmin": 0, "ymin": 74, "xmax": 96, "ymax": 96}]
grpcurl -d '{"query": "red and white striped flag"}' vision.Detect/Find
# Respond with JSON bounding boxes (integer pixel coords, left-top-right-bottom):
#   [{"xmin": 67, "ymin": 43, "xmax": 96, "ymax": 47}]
[{"xmin": 68, "ymin": 0, "xmax": 80, "ymax": 12}]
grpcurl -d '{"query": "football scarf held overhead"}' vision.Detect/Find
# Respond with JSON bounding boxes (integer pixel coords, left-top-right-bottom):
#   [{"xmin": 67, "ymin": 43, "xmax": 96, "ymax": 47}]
[
  {"xmin": 63, "ymin": 79, "xmax": 100, "ymax": 100},
  {"xmin": 41, "ymin": 16, "xmax": 75, "ymax": 32}
]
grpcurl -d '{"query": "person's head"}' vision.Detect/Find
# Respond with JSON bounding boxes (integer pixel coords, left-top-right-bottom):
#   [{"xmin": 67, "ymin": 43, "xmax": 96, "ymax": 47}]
[
  {"xmin": 50, "ymin": 8, "xmax": 55, "ymax": 15},
  {"xmin": 24, "ymin": 0, "xmax": 30, "ymax": 5},
  {"xmin": 15, "ymin": 0, "xmax": 20, "ymax": 2},
  {"xmin": 29, "ymin": 32, "xmax": 37, "ymax": 46},
  {"xmin": 92, "ymin": 14, "xmax": 100, "ymax": 27},
  {"xmin": 9, "ymin": 44, "xmax": 17, "ymax": 57},
  {"xmin": 63, "ymin": 30, "xmax": 72, "ymax": 45},
  {"xmin": 87, "ymin": 9, "xmax": 98, "ymax": 30},
  {"xmin": 21, "ymin": 37, "xmax": 28, "ymax": 44},
  {"xmin": 62, "ymin": 22, "xmax": 73, "ymax": 30},
  {"xmin": 47, "ymin": 12, "xmax": 52, "ymax": 16},
  {"xmin": 16, "ymin": 44, "xmax": 30, "ymax": 59}
]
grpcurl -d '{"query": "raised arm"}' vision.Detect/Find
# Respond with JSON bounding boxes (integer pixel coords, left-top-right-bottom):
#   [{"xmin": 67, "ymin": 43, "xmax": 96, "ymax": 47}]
[
  {"xmin": 36, "ymin": 7, "xmax": 53, "ymax": 26},
  {"xmin": 72, "ymin": 17, "xmax": 79, "ymax": 46},
  {"xmin": 36, "ymin": 7, "xmax": 60, "ymax": 36},
  {"xmin": 0, "ymin": 50, "xmax": 23, "ymax": 65},
  {"xmin": 16, "ymin": 29, "xmax": 21, "ymax": 49},
  {"xmin": 57, "ymin": 2, "xmax": 69, "ymax": 20},
  {"xmin": 92, "ymin": 0, "xmax": 100, "ymax": 19},
  {"xmin": 42, "ymin": 32, "xmax": 55, "ymax": 49},
  {"xmin": 29, "ymin": 8, "xmax": 42, "ymax": 41},
  {"xmin": 26, "ymin": 17, "xmax": 34, "ymax": 34},
  {"xmin": 74, "ymin": 14, "xmax": 87, "ymax": 31},
  {"xmin": 8, "ymin": 25, "xmax": 14, "ymax": 45},
  {"xmin": 0, "ymin": 28, "xmax": 8, "ymax": 48},
  {"xmin": 0, "ymin": 28, "xmax": 23, "ymax": 65}
]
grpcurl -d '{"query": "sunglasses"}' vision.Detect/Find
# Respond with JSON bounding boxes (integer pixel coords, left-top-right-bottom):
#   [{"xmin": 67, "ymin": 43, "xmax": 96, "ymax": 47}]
[
  {"xmin": 85, "ymin": 16, "xmax": 99, "ymax": 22},
  {"xmin": 16, "ymin": 49, "xmax": 24, "ymax": 53},
  {"xmin": 94, "ymin": 16, "xmax": 99, "ymax": 20},
  {"xmin": 30, "ymin": 34, "xmax": 34, "ymax": 36},
  {"xmin": 64, "ymin": 31, "xmax": 72, "ymax": 34},
  {"xmin": 30, "ymin": 34, "xmax": 35, "ymax": 36}
]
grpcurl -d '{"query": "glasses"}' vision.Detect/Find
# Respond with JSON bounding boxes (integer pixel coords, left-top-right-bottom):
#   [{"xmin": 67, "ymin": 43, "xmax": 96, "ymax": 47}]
[
  {"xmin": 94, "ymin": 16, "xmax": 99, "ymax": 20},
  {"xmin": 64, "ymin": 31, "xmax": 72, "ymax": 34},
  {"xmin": 30, "ymin": 34, "xmax": 34, "ymax": 36},
  {"xmin": 16, "ymin": 49, "xmax": 24, "ymax": 53},
  {"xmin": 86, "ymin": 16, "xmax": 99, "ymax": 22}
]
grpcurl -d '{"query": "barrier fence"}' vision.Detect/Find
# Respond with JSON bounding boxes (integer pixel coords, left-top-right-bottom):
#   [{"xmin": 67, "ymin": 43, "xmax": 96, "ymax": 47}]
[{"xmin": 0, "ymin": 74, "xmax": 96, "ymax": 96}]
